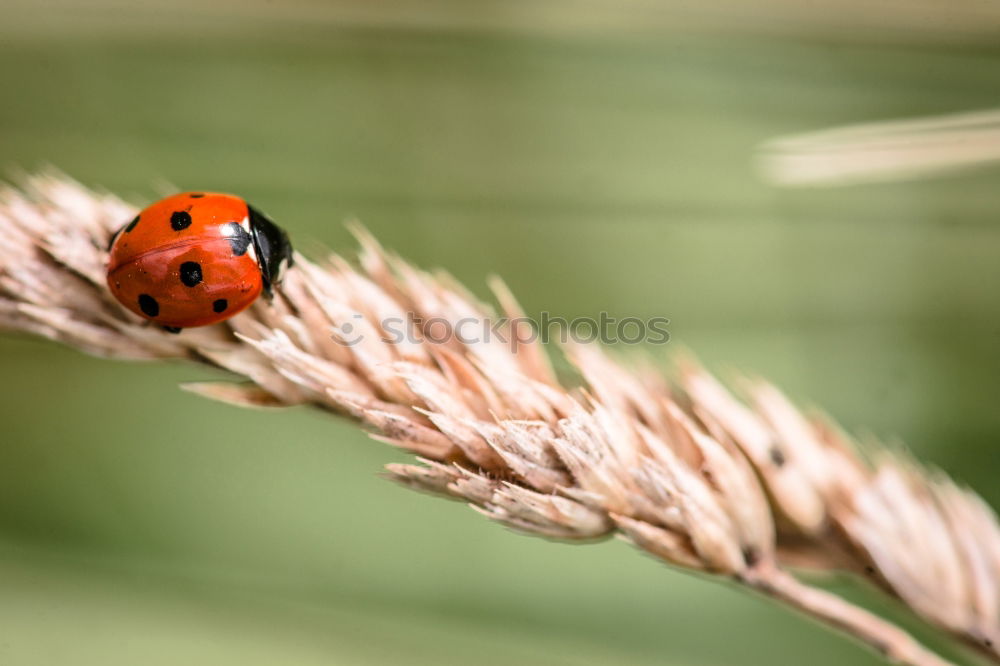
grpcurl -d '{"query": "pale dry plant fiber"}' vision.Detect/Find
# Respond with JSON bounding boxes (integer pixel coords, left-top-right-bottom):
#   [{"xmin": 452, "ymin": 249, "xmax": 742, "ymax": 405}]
[
  {"xmin": 2, "ymin": 174, "xmax": 998, "ymax": 666},
  {"xmin": 758, "ymin": 108, "xmax": 1000, "ymax": 186}
]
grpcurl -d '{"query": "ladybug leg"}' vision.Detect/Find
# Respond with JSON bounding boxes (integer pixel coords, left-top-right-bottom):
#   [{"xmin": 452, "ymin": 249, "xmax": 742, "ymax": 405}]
[
  {"xmin": 162, "ymin": 325, "xmax": 183, "ymax": 334},
  {"xmin": 106, "ymin": 222, "xmax": 127, "ymax": 252},
  {"xmin": 108, "ymin": 213, "xmax": 140, "ymax": 252}
]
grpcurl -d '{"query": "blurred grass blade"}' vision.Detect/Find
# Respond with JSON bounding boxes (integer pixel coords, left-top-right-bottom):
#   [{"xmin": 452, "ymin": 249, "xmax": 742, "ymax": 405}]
[{"xmin": 759, "ymin": 108, "xmax": 1000, "ymax": 186}]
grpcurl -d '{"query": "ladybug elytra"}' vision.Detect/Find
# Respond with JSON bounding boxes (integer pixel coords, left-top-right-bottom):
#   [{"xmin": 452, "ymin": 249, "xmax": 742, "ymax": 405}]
[{"xmin": 106, "ymin": 192, "xmax": 293, "ymax": 332}]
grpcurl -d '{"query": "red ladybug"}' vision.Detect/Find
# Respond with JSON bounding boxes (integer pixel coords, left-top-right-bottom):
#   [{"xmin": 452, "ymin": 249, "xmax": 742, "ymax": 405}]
[{"xmin": 106, "ymin": 192, "xmax": 293, "ymax": 332}]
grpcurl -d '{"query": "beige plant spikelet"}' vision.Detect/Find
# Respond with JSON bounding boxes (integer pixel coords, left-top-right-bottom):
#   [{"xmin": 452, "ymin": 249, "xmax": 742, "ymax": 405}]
[{"xmin": 2, "ymin": 172, "xmax": 997, "ymax": 666}]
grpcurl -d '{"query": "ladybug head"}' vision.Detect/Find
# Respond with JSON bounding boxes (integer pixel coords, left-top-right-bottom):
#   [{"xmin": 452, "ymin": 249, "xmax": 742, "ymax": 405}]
[{"xmin": 247, "ymin": 204, "xmax": 294, "ymax": 297}]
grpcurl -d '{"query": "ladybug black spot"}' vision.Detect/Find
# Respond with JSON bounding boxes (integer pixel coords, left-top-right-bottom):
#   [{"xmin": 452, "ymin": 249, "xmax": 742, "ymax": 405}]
[
  {"xmin": 190, "ymin": 193, "xmax": 205, "ymax": 198},
  {"xmin": 170, "ymin": 211, "xmax": 192, "ymax": 231},
  {"xmin": 125, "ymin": 215, "xmax": 140, "ymax": 233},
  {"xmin": 213, "ymin": 298, "xmax": 228, "ymax": 313},
  {"xmin": 224, "ymin": 222, "xmax": 252, "ymax": 256},
  {"xmin": 138, "ymin": 294, "xmax": 159, "ymax": 317},
  {"xmin": 179, "ymin": 261, "xmax": 203, "ymax": 287}
]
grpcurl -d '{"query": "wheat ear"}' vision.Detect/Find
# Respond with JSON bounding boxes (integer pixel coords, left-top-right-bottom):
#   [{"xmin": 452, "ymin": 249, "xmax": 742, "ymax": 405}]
[{"xmin": 3, "ymin": 173, "xmax": 997, "ymax": 666}]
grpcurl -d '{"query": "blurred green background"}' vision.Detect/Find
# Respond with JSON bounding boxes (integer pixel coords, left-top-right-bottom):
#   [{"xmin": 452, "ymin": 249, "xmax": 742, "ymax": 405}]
[{"xmin": 1, "ymin": 1, "xmax": 998, "ymax": 664}]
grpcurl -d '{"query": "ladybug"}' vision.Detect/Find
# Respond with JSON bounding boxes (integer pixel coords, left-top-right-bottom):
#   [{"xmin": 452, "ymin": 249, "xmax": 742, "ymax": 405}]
[{"xmin": 106, "ymin": 191, "xmax": 293, "ymax": 332}]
